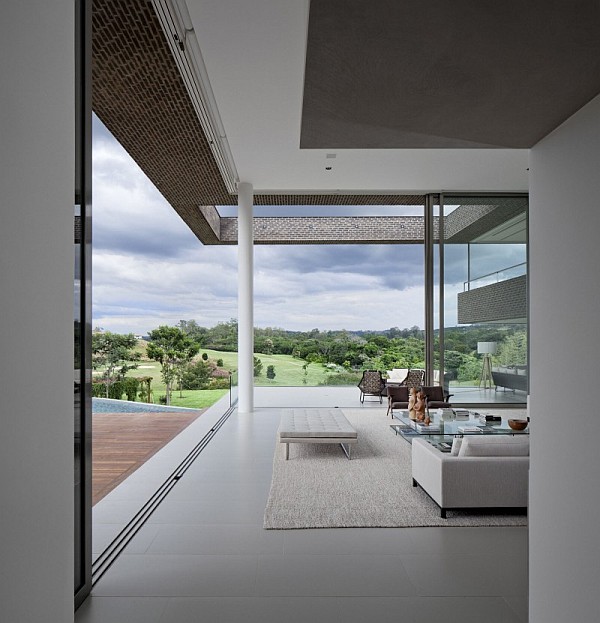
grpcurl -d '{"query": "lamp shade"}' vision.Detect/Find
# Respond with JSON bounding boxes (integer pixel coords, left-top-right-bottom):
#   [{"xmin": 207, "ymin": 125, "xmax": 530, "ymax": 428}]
[{"xmin": 477, "ymin": 341, "xmax": 497, "ymax": 355}]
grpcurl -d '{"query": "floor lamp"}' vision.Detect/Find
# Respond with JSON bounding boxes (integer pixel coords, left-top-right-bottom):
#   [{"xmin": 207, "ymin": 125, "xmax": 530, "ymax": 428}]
[{"xmin": 478, "ymin": 341, "xmax": 496, "ymax": 389}]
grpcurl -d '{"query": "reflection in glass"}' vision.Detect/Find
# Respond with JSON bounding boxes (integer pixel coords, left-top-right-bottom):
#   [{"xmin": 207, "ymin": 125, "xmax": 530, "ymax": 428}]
[
  {"xmin": 437, "ymin": 196, "xmax": 528, "ymax": 404},
  {"xmin": 75, "ymin": 0, "xmax": 91, "ymax": 606}
]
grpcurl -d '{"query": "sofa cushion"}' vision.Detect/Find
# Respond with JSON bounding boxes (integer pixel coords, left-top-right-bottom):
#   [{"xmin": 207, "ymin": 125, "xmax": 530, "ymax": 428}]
[
  {"xmin": 450, "ymin": 437, "xmax": 462, "ymax": 456},
  {"xmin": 458, "ymin": 435, "xmax": 529, "ymax": 457},
  {"xmin": 387, "ymin": 368, "xmax": 408, "ymax": 382}
]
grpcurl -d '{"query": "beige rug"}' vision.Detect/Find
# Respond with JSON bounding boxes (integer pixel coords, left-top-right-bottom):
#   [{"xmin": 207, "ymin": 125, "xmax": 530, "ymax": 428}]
[{"xmin": 264, "ymin": 408, "xmax": 528, "ymax": 529}]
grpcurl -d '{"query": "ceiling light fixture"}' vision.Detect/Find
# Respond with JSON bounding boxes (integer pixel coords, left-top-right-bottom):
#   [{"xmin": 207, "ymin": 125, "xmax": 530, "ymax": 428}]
[{"xmin": 151, "ymin": 0, "xmax": 239, "ymax": 194}]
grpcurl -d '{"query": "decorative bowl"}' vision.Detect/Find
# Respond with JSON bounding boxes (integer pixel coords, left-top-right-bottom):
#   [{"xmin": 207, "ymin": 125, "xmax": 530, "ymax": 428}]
[{"xmin": 508, "ymin": 419, "xmax": 528, "ymax": 431}]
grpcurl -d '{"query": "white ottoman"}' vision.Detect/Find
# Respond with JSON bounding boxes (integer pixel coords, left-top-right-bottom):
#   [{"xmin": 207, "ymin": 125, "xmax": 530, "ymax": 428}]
[{"xmin": 279, "ymin": 409, "xmax": 358, "ymax": 460}]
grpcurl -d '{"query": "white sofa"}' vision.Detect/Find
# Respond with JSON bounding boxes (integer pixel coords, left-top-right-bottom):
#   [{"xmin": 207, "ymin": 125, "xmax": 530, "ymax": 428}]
[
  {"xmin": 411, "ymin": 435, "xmax": 529, "ymax": 517},
  {"xmin": 386, "ymin": 368, "xmax": 447, "ymax": 388},
  {"xmin": 385, "ymin": 368, "xmax": 409, "ymax": 383}
]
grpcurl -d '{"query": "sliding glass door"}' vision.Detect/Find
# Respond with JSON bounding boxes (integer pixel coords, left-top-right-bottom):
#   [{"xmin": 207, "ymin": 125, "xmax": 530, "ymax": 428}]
[
  {"xmin": 433, "ymin": 195, "xmax": 528, "ymax": 405},
  {"xmin": 75, "ymin": 0, "xmax": 92, "ymax": 607}
]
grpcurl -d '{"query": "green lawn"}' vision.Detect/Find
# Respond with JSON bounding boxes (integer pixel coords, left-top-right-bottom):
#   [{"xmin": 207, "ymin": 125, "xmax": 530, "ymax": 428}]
[
  {"xmin": 169, "ymin": 389, "xmax": 229, "ymax": 409},
  {"xmin": 197, "ymin": 349, "xmax": 332, "ymax": 386},
  {"xmin": 96, "ymin": 345, "xmax": 351, "ymax": 410}
]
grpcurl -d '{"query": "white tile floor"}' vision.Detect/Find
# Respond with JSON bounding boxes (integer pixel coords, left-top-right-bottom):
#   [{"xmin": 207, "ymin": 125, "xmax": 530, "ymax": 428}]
[{"xmin": 78, "ymin": 393, "xmax": 528, "ymax": 623}]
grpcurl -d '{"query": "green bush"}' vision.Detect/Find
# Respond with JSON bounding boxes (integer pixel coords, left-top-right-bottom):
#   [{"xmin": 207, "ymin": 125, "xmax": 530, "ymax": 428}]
[
  {"xmin": 107, "ymin": 380, "xmax": 125, "ymax": 400},
  {"xmin": 92, "ymin": 383, "xmax": 106, "ymax": 398},
  {"xmin": 182, "ymin": 360, "xmax": 211, "ymax": 390},
  {"xmin": 319, "ymin": 371, "xmax": 362, "ymax": 386},
  {"xmin": 158, "ymin": 395, "xmax": 168, "ymax": 405},
  {"xmin": 457, "ymin": 357, "xmax": 482, "ymax": 383},
  {"xmin": 92, "ymin": 380, "xmax": 126, "ymax": 399},
  {"xmin": 122, "ymin": 377, "xmax": 139, "ymax": 401},
  {"xmin": 209, "ymin": 377, "xmax": 231, "ymax": 390}
]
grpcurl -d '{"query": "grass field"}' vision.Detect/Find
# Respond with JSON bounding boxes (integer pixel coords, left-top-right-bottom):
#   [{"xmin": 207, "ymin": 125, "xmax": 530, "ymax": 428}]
[
  {"xmin": 131, "ymin": 346, "xmax": 335, "ymax": 387},
  {"xmin": 169, "ymin": 389, "xmax": 229, "ymax": 409},
  {"xmin": 105, "ymin": 344, "xmax": 348, "ymax": 409}
]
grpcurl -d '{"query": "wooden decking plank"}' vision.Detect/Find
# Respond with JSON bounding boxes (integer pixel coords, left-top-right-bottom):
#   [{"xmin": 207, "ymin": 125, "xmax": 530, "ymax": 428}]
[{"xmin": 92, "ymin": 409, "xmax": 204, "ymax": 505}]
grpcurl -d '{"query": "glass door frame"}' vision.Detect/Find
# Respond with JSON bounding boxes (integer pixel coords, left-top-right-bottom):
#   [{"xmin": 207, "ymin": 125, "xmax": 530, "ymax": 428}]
[
  {"xmin": 75, "ymin": 0, "xmax": 92, "ymax": 608},
  {"xmin": 426, "ymin": 192, "xmax": 529, "ymax": 403}
]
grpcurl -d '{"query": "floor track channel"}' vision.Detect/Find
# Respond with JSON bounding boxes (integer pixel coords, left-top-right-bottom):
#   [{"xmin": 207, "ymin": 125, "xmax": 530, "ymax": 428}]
[{"xmin": 91, "ymin": 405, "xmax": 236, "ymax": 586}]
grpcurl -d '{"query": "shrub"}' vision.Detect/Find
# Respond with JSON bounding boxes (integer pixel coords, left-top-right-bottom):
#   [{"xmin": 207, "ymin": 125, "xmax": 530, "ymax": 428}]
[
  {"xmin": 92, "ymin": 378, "xmax": 125, "ymax": 399},
  {"xmin": 182, "ymin": 360, "xmax": 211, "ymax": 390},
  {"xmin": 216, "ymin": 358, "xmax": 224, "ymax": 367},
  {"xmin": 211, "ymin": 367, "xmax": 230, "ymax": 378},
  {"xmin": 266, "ymin": 364, "xmax": 276, "ymax": 380},
  {"xmin": 457, "ymin": 357, "xmax": 482, "ymax": 383},
  {"xmin": 209, "ymin": 378, "xmax": 231, "ymax": 390},
  {"xmin": 122, "ymin": 377, "xmax": 139, "ymax": 401},
  {"xmin": 107, "ymin": 380, "xmax": 125, "ymax": 400},
  {"xmin": 158, "ymin": 395, "xmax": 168, "ymax": 405},
  {"xmin": 92, "ymin": 383, "xmax": 106, "ymax": 398},
  {"xmin": 319, "ymin": 371, "xmax": 362, "ymax": 386}
]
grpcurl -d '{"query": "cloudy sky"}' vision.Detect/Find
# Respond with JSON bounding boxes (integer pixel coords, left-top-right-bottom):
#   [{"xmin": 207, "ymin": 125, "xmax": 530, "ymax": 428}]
[{"xmin": 92, "ymin": 115, "xmax": 524, "ymax": 336}]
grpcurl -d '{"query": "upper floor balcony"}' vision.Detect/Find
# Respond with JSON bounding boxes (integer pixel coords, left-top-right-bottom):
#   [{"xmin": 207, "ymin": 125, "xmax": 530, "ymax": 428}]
[{"xmin": 457, "ymin": 265, "xmax": 527, "ymax": 325}]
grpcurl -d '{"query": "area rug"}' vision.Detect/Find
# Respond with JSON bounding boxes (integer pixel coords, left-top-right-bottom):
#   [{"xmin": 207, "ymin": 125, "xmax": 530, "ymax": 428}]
[{"xmin": 264, "ymin": 409, "xmax": 528, "ymax": 529}]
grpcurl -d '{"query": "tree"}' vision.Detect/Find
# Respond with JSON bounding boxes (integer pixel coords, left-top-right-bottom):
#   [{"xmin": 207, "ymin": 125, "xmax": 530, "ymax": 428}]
[
  {"xmin": 496, "ymin": 331, "xmax": 527, "ymax": 366},
  {"xmin": 177, "ymin": 319, "xmax": 208, "ymax": 345},
  {"xmin": 266, "ymin": 364, "xmax": 276, "ymax": 380},
  {"xmin": 174, "ymin": 360, "xmax": 189, "ymax": 398},
  {"xmin": 302, "ymin": 361, "xmax": 311, "ymax": 384},
  {"xmin": 147, "ymin": 326, "xmax": 199, "ymax": 405},
  {"xmin": 92, "ymin": 332, "xmax": 140, "ymax": 398},
  {"xmin": 253, "ymin": 356, "xmax": 263, "ymax": 377},
  {"xmin": 182, "ymin": 359, "xmax": 211, "ymax": 390}
]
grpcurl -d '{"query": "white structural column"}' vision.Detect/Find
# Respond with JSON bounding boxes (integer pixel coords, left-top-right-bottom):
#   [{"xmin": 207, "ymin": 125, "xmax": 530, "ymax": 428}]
[{"xmin": 237, "ymin": 182, "xmax": 254, "ymax": 413}]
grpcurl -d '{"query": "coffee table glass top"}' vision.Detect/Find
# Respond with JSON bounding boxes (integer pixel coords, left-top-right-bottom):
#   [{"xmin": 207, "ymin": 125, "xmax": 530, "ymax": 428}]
[{"xmin": 391, "ymin": 410, "xmax": 529, "ymax": 438}]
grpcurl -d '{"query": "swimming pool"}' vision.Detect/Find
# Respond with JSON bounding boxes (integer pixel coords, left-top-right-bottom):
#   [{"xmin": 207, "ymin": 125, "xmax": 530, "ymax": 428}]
[{"xmin": 92, "ymin": 398, "xmax": 201, "ymax": 413}]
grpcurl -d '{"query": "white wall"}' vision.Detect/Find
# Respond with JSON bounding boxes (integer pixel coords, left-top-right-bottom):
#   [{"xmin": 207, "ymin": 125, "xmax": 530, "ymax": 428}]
[
  {"xmin": 0, "ymin": 2, "xmax": 75, "ymax": 621},
  {"xmin": 529, "ymin": 94, "xmax": 600, "ymax": 622}
]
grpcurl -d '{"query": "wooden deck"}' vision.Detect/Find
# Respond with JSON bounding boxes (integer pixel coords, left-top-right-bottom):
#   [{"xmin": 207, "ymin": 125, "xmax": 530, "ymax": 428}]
[{"xmin": 92, "ymin": 410, "xmax": 204, "ymax": 505}]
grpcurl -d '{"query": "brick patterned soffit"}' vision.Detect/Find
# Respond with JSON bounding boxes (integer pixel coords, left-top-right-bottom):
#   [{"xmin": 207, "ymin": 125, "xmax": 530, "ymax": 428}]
[
  {"xmin": 445, "ymin": 197, "xmax": 527, "ymax": 242},
  {"xmin": 92, "ymin": 0, "xmax": 230, "ymax": 244},
  {"xmin": 92, "ymin": 0, "xmax": 425, "ymax": 245},
  {"xmin": 219, "ymin": 216, "xmax": 438, "ymax": 245}
]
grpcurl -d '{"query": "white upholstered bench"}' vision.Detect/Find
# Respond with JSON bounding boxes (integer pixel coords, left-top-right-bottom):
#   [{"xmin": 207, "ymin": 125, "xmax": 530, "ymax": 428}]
[{"xmin": 279, "ymin": 409, "xmax": 358, "ymax": 460}]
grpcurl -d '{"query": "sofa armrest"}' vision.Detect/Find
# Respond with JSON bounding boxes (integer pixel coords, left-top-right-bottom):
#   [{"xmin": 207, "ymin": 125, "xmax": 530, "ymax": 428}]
[{"xmin": 411, "ymin": 438, "xmax": 529, "ymax": 510}]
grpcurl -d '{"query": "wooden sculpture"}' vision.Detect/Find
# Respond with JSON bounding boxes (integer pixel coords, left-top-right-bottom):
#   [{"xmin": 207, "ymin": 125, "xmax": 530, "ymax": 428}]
[
  {"xmin": 414, "ymin": 390, "xmax": 427, "ymax": 422},
  {"xmin": 408, "ymin": 387, "xmax": 417, "ymax": 420}
]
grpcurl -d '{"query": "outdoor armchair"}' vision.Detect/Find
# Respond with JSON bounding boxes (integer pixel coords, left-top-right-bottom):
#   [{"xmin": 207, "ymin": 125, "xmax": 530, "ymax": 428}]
[
  {"xmin": 357, "ymin": 370, "xmax": 386, "ymax": 403},
  {"xmin": 401, "ymin": 368, "xmax": 425, "ymax": 388}
]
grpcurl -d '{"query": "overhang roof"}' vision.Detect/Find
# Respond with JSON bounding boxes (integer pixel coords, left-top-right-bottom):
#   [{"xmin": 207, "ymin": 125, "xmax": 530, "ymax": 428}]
[{"xmin": 91, "ymin": 1, "xmax": 599, "ymax": 244}]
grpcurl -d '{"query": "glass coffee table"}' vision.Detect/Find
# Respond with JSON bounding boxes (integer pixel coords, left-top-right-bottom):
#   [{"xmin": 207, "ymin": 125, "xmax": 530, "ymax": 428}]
[{"xmin": 390, "ymin": 409, "xmax": 528, "ymax": 448}]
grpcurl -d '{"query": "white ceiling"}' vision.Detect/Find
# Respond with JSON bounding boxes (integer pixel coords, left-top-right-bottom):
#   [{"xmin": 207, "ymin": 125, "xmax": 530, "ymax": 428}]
[{"xmin": 186, "ymin": 0, "xmax": 529, "ymax": 195}]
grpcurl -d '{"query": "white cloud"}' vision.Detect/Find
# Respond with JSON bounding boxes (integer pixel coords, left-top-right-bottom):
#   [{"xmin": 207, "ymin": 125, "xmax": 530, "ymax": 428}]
[{"xmin": 92, "ymin": 114, "xmax": 466, "ymax": 335}]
